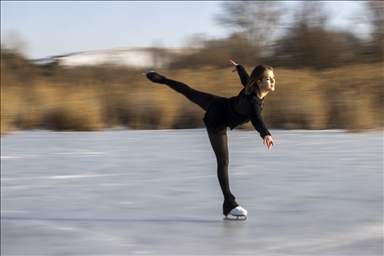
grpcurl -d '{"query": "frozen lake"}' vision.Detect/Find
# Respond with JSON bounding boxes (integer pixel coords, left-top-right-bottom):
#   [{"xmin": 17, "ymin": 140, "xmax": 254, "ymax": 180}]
[{"xmin": 1, "ymin": 129, "xmax": 383, "ymax": 255}]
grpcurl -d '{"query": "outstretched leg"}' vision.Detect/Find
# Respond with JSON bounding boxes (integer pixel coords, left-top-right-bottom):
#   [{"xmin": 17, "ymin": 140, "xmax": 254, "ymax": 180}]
[
  {"xmin": 146, "ymin": 72, "xmax": 216, "ymax": 111},
  {"xmin": 207, "ymin": 130, "xmax": 238, "ymax": 215}
]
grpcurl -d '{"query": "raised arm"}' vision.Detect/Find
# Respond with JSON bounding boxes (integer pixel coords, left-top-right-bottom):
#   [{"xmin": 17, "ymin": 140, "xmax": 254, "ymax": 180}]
[{"xmin": 229, "ymin": 59, "xmax": 249, "ymax": 87}]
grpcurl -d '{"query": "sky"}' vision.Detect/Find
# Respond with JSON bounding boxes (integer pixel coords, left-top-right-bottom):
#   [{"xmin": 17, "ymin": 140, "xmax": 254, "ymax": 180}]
[{"xmin": 1, "ymin": 1, "xmax": 370, "ymax": 60}]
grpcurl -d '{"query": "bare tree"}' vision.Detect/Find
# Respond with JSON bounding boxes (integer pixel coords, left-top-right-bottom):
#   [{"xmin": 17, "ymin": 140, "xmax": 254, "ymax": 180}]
[
  {"xmin": 214, "ymin": 1, "xmax": 284, "ymax": 57},
  {"xmin": 1, "ymin": 30, "xmax": 28, "ymax": 54},
  {"xmin": 366, "ymin": 1, "xmax": 384, "ymax": 40},
  {"xmin": 364, "ymin": 1, "xmax": 384, "ymax": 62},
  {"xmin": 291, "ymin": 2, "xmax": 329, "ymax": 30},
  {"xmin": 272, "ymin": 2, "xmax": 344, "ymax": 69}
]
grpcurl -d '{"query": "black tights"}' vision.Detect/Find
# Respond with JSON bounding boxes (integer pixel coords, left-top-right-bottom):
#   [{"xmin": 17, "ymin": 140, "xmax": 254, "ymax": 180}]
[
  {"xmin": 164, "ymin": 79, "xmax": 238, "ymax": 215},
  {"xmin": 207, "ymin": 130, "xmax": 238, "ymax": 215}
]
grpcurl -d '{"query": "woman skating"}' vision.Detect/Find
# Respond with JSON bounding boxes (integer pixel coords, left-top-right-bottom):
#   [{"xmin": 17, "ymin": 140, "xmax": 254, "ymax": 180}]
[{"xmin": 144, "ymin": 60, "xmax": 275, "ymax": 220}]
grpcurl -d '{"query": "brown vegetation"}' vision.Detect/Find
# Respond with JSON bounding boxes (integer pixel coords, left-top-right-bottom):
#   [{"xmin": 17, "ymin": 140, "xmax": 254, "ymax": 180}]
[{"xmin": 1, "ymin": 50, "xmax": 383, "ymax": 136}]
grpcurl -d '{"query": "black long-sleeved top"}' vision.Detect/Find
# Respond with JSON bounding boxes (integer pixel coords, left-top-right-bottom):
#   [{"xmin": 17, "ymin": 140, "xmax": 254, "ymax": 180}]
[{"xmin": 203, "ymin": 65, "xmax": 271, "ymax": 138}]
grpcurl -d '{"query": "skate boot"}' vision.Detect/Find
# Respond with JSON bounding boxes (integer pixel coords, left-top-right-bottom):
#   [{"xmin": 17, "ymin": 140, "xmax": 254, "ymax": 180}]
[
  {"xmin": 223, "ymin": 206, "xmax": 248, "ymax": 221},
  {"xmin": 145, "ymin": 71, "xmax": 165, "ymax": 83}
]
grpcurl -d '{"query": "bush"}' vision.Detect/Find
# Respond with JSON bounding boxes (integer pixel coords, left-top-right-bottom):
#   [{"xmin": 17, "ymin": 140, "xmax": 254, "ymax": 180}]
[{"xmin": 1, "ymin": 61, "xmax": 383, "ymax": 136}]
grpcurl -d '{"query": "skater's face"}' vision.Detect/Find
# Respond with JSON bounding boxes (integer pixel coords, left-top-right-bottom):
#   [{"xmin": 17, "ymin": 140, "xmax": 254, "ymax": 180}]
[{"xmin": 257, "ymin": 70, "xmax": 275, "ymax": 92}]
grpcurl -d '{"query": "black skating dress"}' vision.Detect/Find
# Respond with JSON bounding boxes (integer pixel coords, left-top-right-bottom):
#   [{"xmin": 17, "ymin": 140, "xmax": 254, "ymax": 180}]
[{"xmin": 203, "ymin": 65, "xmax": 271, "ymax": 138}]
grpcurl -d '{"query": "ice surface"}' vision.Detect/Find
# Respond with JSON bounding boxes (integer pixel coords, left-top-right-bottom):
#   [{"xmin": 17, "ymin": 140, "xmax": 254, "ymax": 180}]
[{"xmin": 1, "ymin": 129, "xmax": 383, "ymax": 255}]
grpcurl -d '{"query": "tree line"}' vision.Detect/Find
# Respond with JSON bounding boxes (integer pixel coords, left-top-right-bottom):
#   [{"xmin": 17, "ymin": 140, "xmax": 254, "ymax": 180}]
[{"xmin": 170, "ymin": 1, "xmax": 383, "ymax": 70}]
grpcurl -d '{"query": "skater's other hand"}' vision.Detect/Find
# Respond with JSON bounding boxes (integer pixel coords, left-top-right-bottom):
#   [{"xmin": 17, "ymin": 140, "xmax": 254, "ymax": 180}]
[
  {"xmin": 263, "ymin": 135, "xmax": 274, "ymax": 150},
  {"xmin": 229, "ymin": 59, "xmax": 238, "ymax": 72}
]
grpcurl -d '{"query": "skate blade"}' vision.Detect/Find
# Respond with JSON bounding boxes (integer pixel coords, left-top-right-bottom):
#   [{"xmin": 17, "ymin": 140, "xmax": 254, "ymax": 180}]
[{"xmin": 223, "ymin": 215, "xmax": 247, "ymax": 221}]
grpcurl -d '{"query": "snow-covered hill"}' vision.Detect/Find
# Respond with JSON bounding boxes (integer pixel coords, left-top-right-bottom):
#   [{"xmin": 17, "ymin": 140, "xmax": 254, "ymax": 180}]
[{"xmin": 32, "ymin": 47, "xmax": 193, "ymax": 68}]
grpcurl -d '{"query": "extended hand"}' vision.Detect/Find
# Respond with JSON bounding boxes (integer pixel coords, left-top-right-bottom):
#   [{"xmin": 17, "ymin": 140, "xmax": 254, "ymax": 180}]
[
  {"xmin": 229, "ymin": 59, "xmax": 238, "ymax": 72},
  {"xmin": 263, "ymin": 135, "xmax": 275, "ymax": 150}
]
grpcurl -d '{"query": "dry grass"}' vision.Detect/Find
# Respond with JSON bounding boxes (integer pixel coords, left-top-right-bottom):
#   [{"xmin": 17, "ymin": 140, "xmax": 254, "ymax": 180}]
[{"xmin": 1, "ymin": 63, "xmax": 383, "ymax": 136}]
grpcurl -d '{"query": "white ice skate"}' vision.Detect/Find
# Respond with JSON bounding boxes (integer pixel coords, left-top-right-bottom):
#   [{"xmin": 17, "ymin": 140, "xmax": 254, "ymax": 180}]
[{"xmin": 223, "ymin": 206, "xmax": 248, "ymax": 221}]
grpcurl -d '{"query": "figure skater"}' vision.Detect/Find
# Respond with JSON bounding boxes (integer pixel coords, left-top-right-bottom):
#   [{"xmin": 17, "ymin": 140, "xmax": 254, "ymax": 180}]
[{"xmin": 144, "ymin": 60, "xmax": 275, "ymax": 220}]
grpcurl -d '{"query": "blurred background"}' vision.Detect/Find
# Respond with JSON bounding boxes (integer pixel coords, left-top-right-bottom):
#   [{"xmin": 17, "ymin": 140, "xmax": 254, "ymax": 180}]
[{"xmin": 1, "ymin": 1, "xmax": 383, "ymax": 135}]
